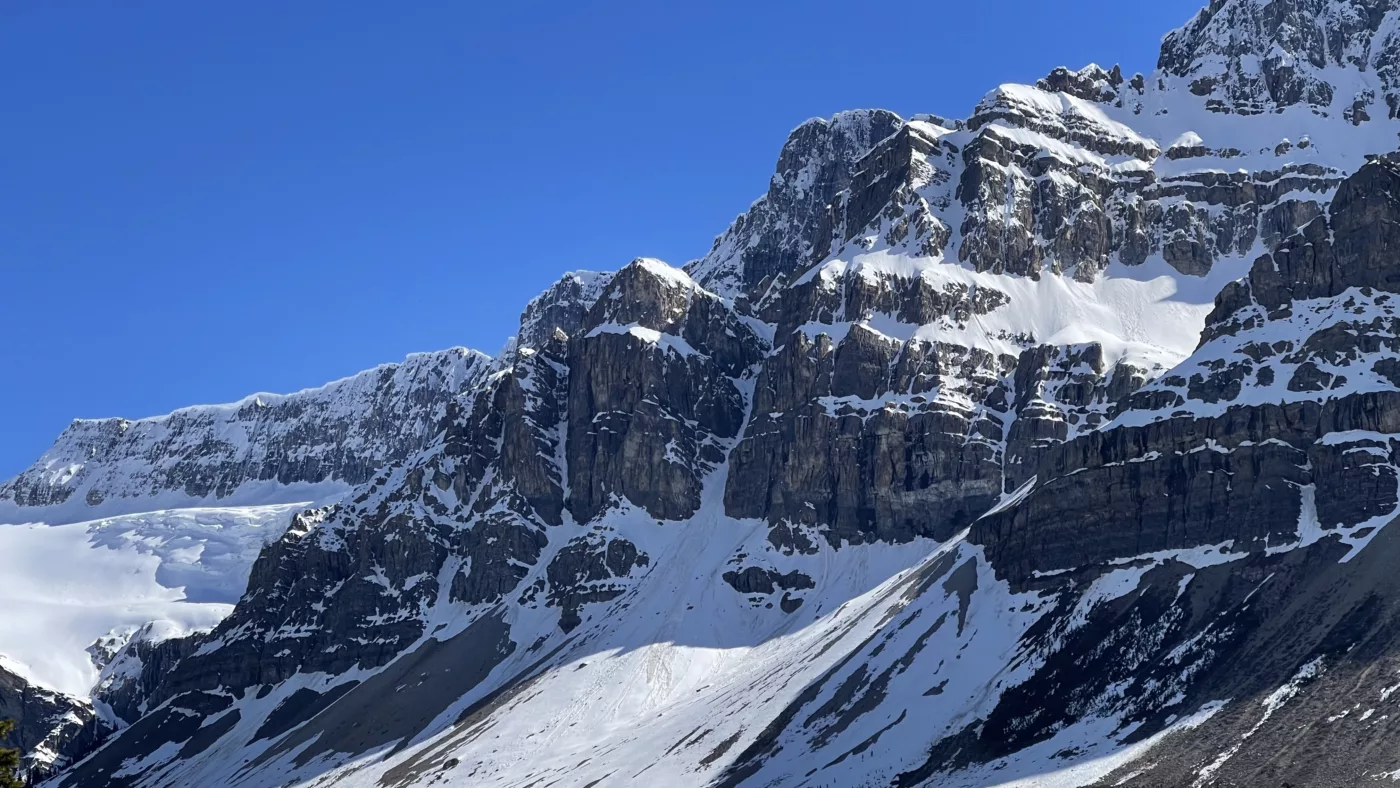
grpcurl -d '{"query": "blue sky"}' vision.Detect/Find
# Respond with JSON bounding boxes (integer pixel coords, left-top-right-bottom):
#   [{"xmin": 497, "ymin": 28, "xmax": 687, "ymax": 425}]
[{"xmin": 1, "ymin": 0, "xmax": 1205, "ymax": 477}]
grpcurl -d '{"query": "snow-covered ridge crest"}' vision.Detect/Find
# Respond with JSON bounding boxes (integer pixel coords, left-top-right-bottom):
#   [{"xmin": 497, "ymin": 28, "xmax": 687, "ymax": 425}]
[
  {"xmin": 0, "ymin": 347, "xmax": 491, "ymax": 524},
  {"xmin": 970, "ymin": 81, "xmax": 1161, "ymax": 159}
]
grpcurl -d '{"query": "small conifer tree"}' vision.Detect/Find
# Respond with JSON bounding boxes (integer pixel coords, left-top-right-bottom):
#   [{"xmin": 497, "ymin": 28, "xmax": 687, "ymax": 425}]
[{"xmin": 0, "ymin": 719, "xmax": 23, "ymax": 788}]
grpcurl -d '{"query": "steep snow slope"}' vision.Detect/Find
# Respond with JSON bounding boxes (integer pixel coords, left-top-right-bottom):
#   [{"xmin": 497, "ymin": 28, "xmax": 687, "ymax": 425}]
[{"xmin": 62, "ymin": 503, "xmax": 956, "ymax": 787}]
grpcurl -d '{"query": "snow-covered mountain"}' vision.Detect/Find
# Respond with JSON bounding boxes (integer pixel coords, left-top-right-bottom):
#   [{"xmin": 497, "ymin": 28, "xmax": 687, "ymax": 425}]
[
  {"xmin": 0, "ymin": 350, "xmax": 490, "ymax": 780},
  {"xmin": 0, "ymin": 347, "xmax": 490, "ymax": 523},
  {"xmin": 20, "ymin": 1, "xmax": 1400, "ymax": 786}
]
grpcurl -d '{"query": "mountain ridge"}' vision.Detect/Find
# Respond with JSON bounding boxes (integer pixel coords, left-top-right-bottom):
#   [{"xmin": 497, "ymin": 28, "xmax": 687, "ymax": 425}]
[
  {"xmin": 12, "ymin": 1, "xmax": 1400, "ymax": 785},
  {"xmin": 0, "ymin": 347, "xmax": 490, "ymax": 524}
]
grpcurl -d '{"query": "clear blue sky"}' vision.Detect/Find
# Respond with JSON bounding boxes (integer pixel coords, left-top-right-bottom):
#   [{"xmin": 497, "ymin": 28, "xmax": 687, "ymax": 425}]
[{"xmin": 0, "ymin": 0, "xmax": 1205, "ymax": 478}]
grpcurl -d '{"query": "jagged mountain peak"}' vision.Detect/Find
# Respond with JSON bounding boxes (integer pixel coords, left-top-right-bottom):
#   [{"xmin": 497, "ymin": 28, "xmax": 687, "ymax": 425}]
[
  {"xmin": 518, "ymin": 260, "xmax": 712, "ymax": 353},
  {"xmin": 690, "ymin": 0, "xmax": 1400, "ymax": 313},
  {"xmin": 616, "ymin": 255, "xmax": 700, "ymax": 289},
  {"xmin": 685, "ymin": 109, "xmax": 903, "ymax": 297},
  {"xmin": 1158, "ymin": 0, "xmax": 1400, "ymax": 118},
  {"xmin": 787, "ymin": 108, "xmax": 904, "ymax": 139},
  {"xmin": 517, "ymin": 269, "xmax": 615, "ymax": 351},
  {"xmin": 1035, "ymin": 62, "xmax": 1137, "ymax": 104}
]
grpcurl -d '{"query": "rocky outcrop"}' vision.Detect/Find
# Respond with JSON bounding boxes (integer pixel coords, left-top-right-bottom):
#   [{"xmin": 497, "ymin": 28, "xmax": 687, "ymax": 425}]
[
  {"xmin": 973, "ymin": 391, "xmax": 1400, "ymax": 585},
  {"xmin": 724, "ymin": 322, "xmax": 1012, "ymax": 546},
  {"xmin": 974, "ymin": 157, "xmax": 1400, "ymax": 585},
  {"xmin": 724, "ymin": 321, "xmax": 1146, "ymax": 547},
  {"xmin": 1231, "ymin": 154, "xmax": 1400, "ymax": 311},
  {"xmin": 955, "ymin": 84, "xmax": 1348, "ymax": 280},
  {"xmin": 688, "ymin": 109, "xmax": 904, "ymax": 298},
  {"xmin": 89, "ymin": 623, "xmax": 205, "ymax": 728},
  {"xmin": 1036, "ymin": 63, "xmax": 1131, "ymax": 104},
  {"xmin": 810, "ymin": 121, "xmax": 956, "ymax": 267},
  {"xmin": 565, "ymin": 260, "xmax": 766, "ymax": 523},
  {"xmin": 1123, "ymin": 157, "xmax": 1400, "ymax": 420},
  {"xmin": 516, "ymin": 270, "xmax": 614, "ymax": 351},
  {"xmin": 1003, "ymin": 343, "xmax": 1150, "ymax": 488},
  {"xmin": 546, "ymin": 535, "xmax": 649, "ymax": 632},
  {"xmin": 0, "ymin": 666, "xmax": 108, "ymax": 783}
]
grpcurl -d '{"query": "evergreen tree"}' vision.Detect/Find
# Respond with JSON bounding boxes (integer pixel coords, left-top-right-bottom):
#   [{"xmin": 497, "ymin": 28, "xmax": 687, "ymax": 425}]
[{"xmin": 0, "ymin": 720, "xmax": 23, "ymax": 788}]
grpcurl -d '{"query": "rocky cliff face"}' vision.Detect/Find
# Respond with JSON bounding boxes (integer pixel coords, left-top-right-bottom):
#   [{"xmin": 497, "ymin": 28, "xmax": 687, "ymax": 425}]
[
  {"xmin": 0, "ymin": 666, "xmax": 107, "ymax": 784},
  {"xmin": 897, "ymin": 154, "xmax": 1400, "ymax": 787},
  {"xmin": 975, "ymin": 156, "xmax": 1400, "ymax": 584},
  {"xmin": 515, "ymin": 270, "xmax": 614, "ymax": 352},
  {"xmin": 1159, "ymin": 0, "xmax": 1400, "ymax": 118},
  {"xmin": 32, "ymin": 1, "xmax": 1400, "ymax": 787},
  {"xmin": 0, "ymin": 348, "xmax": 491, "ymax": 521},
  {"xmin": 688, "ymin": 109, "xmax": 904, "ymax": 298}
]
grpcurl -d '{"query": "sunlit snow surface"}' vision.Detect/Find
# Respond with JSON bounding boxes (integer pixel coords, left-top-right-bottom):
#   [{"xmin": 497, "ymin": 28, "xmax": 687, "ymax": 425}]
[
  {"xmin": 0, "ymin": 503, "xmax": 309, "ymax": 696},
  {"xmin": 128, "ymin": 511, "xmax": 1237, "ymax": 788},
  {"xmin": 800, "ymin": 250, "xmax": 1252, "ymax": 375}
]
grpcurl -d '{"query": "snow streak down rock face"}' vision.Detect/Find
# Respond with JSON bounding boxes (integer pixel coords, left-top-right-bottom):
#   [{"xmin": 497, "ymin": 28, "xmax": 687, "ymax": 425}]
[
  {"xmin": 31, "ymin": 2, "xmax": 1400, "ymax": 787},
  {"xmin": 0, "ymin": 348, "xmax": 491, "ymax": 521}
]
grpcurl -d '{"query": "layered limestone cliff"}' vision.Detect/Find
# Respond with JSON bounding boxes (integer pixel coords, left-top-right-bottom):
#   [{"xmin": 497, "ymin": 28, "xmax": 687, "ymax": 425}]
[{"xmin": 900, "ymin": 154, "xmax": 1400, "ymax": 787}]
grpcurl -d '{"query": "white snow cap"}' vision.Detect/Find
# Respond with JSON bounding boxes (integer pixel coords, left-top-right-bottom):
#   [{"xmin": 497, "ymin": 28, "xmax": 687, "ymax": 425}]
[{"xmin": 1169, "ymin": 131, "xmax": 1205, "ymax": 149}]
